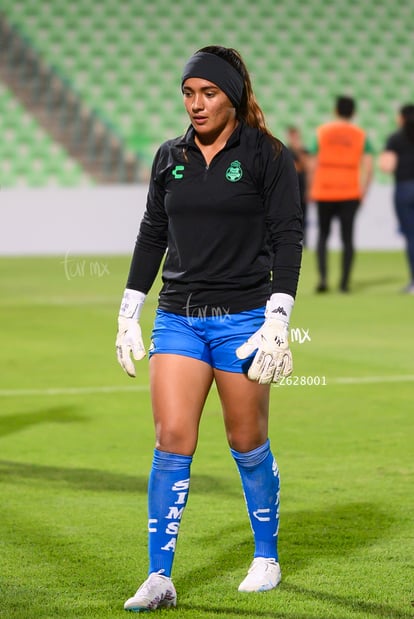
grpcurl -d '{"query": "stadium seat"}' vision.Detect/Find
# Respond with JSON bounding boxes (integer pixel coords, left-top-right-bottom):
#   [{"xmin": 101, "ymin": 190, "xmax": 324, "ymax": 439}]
[
  {"xmin": 1, "ymin": 0, "xmax": 413, "ymax": 185},
  {"xmin": 0, "ymin": 82, "xmax": 92, "ymax": 187}
]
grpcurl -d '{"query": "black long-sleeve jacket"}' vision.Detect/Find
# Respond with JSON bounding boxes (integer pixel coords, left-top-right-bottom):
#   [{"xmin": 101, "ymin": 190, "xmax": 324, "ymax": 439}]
[{"xmin": 126, "ymin": 122, "xmax": 303, "ymax": 316}]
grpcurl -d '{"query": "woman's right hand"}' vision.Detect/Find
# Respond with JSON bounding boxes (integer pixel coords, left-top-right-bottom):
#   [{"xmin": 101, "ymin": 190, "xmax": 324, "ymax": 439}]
[
  {"xmin": 116, "ymin": 317, "xmax": 146, "ymax": 377},
  {"xmin": 116, "ymin": 288, "xmax": 147, "ymax": 377}
]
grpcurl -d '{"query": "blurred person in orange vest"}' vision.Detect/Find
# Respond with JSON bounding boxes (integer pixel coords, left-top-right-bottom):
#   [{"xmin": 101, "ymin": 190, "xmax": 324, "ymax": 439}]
[{"xmin": 308, "ymin": 96, "xmax": 374, "ymax": 292}]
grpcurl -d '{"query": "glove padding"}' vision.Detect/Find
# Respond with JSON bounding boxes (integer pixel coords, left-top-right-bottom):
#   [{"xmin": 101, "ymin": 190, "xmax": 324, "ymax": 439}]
[
  {"xmin": 236, "ymin": 318, "xmax": 292, "ymax": 384},
  {"xmin": 116, "ymin": 316, "xmax": 146, "ymax": 378}
]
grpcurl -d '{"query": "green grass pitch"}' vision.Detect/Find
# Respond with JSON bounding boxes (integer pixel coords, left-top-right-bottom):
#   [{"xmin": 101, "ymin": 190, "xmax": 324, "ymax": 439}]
[{"xmin": 0, "ymin": 250, "xmax": 413, "ymax": 619}]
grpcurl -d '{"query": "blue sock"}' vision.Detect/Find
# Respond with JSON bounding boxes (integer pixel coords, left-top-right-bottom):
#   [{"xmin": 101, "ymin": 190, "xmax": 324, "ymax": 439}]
[
  {"xmin": 147, "ymin": 449, "xmax": 192, "ymax": 577},
  {"xmin": 231, "ymin": 439, "xmax": 280, "ymax": 560}
]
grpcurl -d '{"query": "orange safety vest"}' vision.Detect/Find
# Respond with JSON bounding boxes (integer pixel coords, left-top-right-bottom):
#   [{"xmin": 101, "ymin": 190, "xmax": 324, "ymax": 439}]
[{"xmin": 310, "ymin": 121, "xmax": 366, "ymax": 201}]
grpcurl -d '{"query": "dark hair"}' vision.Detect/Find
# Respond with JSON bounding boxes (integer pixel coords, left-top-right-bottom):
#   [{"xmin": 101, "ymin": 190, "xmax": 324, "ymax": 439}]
[
  {"xmin": 400, "ymin": 103, "xmax": 414, "ymax": 142},
  {"xmin": 336, "ymin": 96, "xmax": 355, "ymax": 119},
  {"xmin": 196, "ymin": 45, "xmax": 281, "ymax": 153}
]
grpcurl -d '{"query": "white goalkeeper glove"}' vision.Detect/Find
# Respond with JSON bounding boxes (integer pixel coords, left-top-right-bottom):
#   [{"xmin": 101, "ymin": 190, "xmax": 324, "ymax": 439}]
[
  {"xmin": 116, "ymin": 288, "xmax": 146, "ymax": 378},
  {"xmin": 236, "ymin": 293, "xmax": 294, "ymax": 384}
]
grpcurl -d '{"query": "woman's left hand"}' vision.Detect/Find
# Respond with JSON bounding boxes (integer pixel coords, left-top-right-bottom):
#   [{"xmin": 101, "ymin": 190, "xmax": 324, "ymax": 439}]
[{"xmin": 236, "ymin": 318, "xmax": 293, "ymax": 384}]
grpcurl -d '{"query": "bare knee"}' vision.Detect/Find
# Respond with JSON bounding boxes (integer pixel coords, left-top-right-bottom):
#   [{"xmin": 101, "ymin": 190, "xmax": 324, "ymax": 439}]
[
  {"xmin": 154, "ymin": 422, "xmax": 198, "ymax": 456},
  {"xmin": 226, "ymin": 428, "xmax": 268, "ymax": 453}
]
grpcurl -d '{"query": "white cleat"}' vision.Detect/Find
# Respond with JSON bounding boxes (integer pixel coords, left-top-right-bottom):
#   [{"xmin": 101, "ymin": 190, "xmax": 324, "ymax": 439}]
[
  {"xmin": 238, "ymin": 557, "xmax": 282, "ymax": 592},
  {"xmin": 124, "ymin": 571, "xmax": 177, "ymax": 612}
]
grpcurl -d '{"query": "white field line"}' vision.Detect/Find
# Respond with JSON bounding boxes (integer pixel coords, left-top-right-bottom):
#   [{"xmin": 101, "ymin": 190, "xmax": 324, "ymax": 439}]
[
  {"xmin": 0, "ymin": 385, "xmax": 149, "ymax": 397},
  {"xmin": 331, "ymin": 375, "xmax": 414, "ymax": 385},
  {"xmin": 0, "ymin": 375, "xmax": 413, "ymax": 397}
]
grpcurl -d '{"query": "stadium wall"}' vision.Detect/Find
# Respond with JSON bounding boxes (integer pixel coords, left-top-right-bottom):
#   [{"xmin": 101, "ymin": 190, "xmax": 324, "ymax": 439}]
[{"xmin": 0, "ymin": 183, "xmax": 404, "ymax": 255}]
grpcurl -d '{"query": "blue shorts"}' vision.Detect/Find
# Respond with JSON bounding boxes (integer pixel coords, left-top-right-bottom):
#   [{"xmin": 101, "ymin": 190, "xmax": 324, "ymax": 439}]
[{"xmin": 149, "ymin": 307, "xmax": 265, "ymax": 373}]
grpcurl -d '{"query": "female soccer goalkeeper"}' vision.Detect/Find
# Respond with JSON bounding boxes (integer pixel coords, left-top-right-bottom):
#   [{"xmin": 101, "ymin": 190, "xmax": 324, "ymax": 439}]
[{"xmin": 116, "ymin": 45, "xmax": 303, "ymax": 612}]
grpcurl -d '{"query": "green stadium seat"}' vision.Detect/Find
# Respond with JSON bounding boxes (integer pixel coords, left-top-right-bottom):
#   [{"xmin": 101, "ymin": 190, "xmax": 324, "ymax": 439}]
[
  {"xmin": 0, "ymin": 81, "xmax": 93, "ymax": 187},
  {"xmin": 2, "ymin": 0, "xmax": 413, "ymax": 185}
]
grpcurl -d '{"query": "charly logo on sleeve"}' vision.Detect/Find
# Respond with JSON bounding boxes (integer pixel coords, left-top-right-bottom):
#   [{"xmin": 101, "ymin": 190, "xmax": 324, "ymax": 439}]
[{"xmin": 225, "ymin": 160, "xmax": 243, "ymax": 182}]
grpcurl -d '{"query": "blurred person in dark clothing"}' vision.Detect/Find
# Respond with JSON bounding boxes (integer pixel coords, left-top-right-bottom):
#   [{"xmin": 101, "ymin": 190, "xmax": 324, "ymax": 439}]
[
  {"xmin": 286, "ymin": 126, "xmax": 309, "ymax": 246},
  {"xmin": 380, "ymin": 104, "xmax": 414, "ymax": 294}
]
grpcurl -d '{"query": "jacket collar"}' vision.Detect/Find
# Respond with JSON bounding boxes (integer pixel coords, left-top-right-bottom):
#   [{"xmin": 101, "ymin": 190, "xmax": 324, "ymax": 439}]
[{"xmin": 177, "ymin": 121, "xmax": 243, "ymax": 150}]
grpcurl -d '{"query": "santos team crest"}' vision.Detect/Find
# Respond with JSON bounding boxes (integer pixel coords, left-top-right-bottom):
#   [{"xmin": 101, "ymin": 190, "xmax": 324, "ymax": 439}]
[{"xmin": 226, "ymin": 160, "xmax": 243, "ymax": 182}]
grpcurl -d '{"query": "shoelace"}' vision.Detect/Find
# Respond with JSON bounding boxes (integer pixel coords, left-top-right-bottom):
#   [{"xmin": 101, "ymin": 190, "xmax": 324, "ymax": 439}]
[
  {"xmin": 249, "ymin": 558, "xmax": 277, "ymax": 572},
  {"xmin": 136, "ymin": 573, "xmax": 156, "ymax": 594}
]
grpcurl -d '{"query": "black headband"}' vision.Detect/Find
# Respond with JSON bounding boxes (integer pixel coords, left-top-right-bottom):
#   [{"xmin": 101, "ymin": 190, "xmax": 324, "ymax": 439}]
[{"xmin": 181, "ymin": 51, "xmax": 244, "ymax": 108}]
